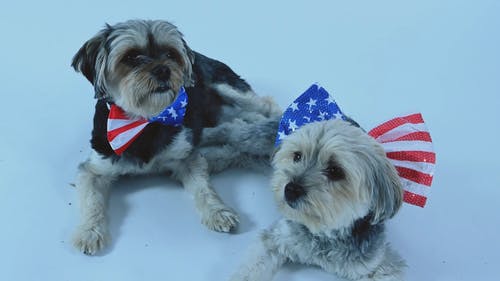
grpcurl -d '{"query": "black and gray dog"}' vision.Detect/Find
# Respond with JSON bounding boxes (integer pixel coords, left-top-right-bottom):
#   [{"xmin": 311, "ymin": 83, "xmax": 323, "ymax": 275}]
[{"xmin": 71, "ymin": 19, "xmax": 279, "ymax": 255}]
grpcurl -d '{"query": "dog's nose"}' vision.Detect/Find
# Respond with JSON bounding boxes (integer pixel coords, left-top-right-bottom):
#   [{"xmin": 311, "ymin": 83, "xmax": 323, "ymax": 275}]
[
  {"xmin": 152, "ymin": 65, "xmax": 171, "ymax": 81},
  {"xmin": 284, "ymin": 182, "xmax": 306, "ymax": 207}
]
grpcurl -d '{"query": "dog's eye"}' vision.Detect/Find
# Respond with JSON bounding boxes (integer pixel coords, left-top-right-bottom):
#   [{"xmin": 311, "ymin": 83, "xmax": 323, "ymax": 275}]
[
  {"xmin": 293, "ymin": 152, "xmax": 302, "ymax": 162},
  {"xmin": 324, "ymin": 165, "xmax": 344, "ymax": 181},
  {"xmin": 124, "ymin": 51, "xmax": 141, "ymax": 61},
  {"xmin": 123, "ymin": 50, "xmax": 146, "ymax": 66},
  {"xmin": 162, "ymin": 49, "xmax": 181, "ymax": 64}
]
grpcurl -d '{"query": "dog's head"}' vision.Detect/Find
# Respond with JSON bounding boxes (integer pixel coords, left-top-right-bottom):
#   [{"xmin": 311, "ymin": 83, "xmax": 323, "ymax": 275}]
[
  {"xmin": 72, "ymin": 19, "xmax": 195, "ymax": 118},
  {"xmin": 271, "ymin": 120, "xmax": 403, "ymax": 233}
]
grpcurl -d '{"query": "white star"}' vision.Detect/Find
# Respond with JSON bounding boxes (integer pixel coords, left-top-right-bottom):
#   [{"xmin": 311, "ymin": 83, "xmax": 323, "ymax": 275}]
[
  {"xmin": 326, "ymin": 94, "xmax": 336, "ymax": 105},
  {"xmin": 289, "ymin": 101, "xmax": 299, "ymax": 111},
  {"xmin": 180, "ymin": 99, "xmax": 187, "ymax": 108},
  {"xmin": 167, "ymin": 107, "xmax": 178, "ymax": 119},
  {"xmin": 333, "ymin": 111, "xmax": 343, "ymax": 120},
  {"xmin": 318, "ymin": 111, "xmax": 328, "ymax": 121},
  {"xmin": 306, "ymin": 98, "xmax": 317, "ymax": 111},
  {"xmin": 277, "ymin": 131, "xmax": 286, "ymax": 140},
  {"xmin": 288, "ymin": 120, "xmax": 298, "ymax": 131},
  {"xmin": 303, "ymin": 116, "xmax": 311, "ymax": 122}
]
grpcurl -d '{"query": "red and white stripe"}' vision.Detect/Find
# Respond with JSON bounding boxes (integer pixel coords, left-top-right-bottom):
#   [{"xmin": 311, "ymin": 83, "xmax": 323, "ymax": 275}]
[
  {"xmin": 368, "ymin": 113, "xmax": 435, "ymax": 207},
  {"xmin": 107, "ymin": 105, "xmax": 149, "ymax": 155}
]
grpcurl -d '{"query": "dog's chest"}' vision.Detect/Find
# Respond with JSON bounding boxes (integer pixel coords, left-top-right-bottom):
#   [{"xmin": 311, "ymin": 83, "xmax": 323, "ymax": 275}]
[
  {"xmin": 89, "ymin": 87, "xmax": 223, "ymax": 164},
  {"xmin": 271, "ymin": 220, "xmax": 384, "ymax": 268},
  {"xmin": 88, "ymin": 128, "xmax": 194, "ymax": 176},
  {"xmin": 90, "ymin": 100, "xmax": 183, "ymax": 163}
]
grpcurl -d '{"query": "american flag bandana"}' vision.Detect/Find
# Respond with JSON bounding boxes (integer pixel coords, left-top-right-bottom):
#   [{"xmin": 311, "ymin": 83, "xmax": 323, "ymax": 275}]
[
  {"xmin": 107, "ymin": 87, "xmax": 188, "ymax": 155},
  {"xmin": 276, "ymin": 83, "xmax": 435, "ymax": 207}
]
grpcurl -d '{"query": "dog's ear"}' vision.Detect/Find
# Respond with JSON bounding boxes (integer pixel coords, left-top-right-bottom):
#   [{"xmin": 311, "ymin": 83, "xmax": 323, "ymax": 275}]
[
  {"xmin": 181, "ymin": 38, "xmax": 195, "ymax": 87},
  {"xmin": 71, "ymin": 24, "xmax": 112, "ymax": 98},
  {"xmin": 270, "ymin": 146, "xmax": 280, "ymax": 163},
  {"xmin": 368, "ymin": 147, "xmax": 403, "ymax": 225},
  {"xmin": 182, "ymin": 38, "xmax": 195, "ymax": 66}
]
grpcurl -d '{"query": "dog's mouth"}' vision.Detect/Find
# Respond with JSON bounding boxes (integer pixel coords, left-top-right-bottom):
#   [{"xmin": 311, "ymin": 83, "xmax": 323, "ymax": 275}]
[{"xmin": 153, "ymin": 83, "xmax": 170, "ymax": 93}]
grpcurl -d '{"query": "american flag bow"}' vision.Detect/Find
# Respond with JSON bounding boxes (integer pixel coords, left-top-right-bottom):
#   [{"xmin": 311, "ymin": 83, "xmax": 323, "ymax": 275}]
[
  {"xmin": 276, "ymin": 83, "xmax": 435, "ymax": 207},
  {"xmin": 368, "ymin": 113, "xmax": 435, "ymax": 207},
  {"xmin": 107, "ymin": 87, "xmax": 188, "ymax": 155},
  {"xmin": 275, "ymin": 83, "xmax": 346, "ymax": 146}
]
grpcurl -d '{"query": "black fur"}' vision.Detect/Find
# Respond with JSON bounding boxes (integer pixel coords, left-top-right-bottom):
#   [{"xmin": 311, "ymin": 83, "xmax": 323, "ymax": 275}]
[
  {"xmin": 309, "ymin": 213, "xmax": 384, "ymax": 260},
  {"xmin": 90, "ymin": 87, "xmax": 227, "ymax": 163},
  {"xmin": 71, "ymin": 25, "xmax": 113, "ymax": 99},
  {"xmin": 72, "ymin": 22, "xmax": 253, "ymax": 164},
  {"xmin": 183, "ymin": 86, "xmax": 223, "ymax": 145},
  {"xmin": 90, "ymin": 100, "xmax": 116, "ymax": 159},
  {"xmin": 87, "ymin": 53, "xmax": 248, "ymax": 164},
  {"xmin": 350, "ymin": 213, "xmax": 384, "ymax": 250},
  {"xmin": 191, "ymin": 51, "xmax": 251, "ymax": 93},
  {"xmin": 90, "ymin": 100, "xmax": 183, "ymax": 164},
  {"xmin": 71, "ymin": 27, "xmax": 251, "ymax": 96},
  {"xmin": 284, "ymin": 217, "xmax": 385, "ymax": 263}
]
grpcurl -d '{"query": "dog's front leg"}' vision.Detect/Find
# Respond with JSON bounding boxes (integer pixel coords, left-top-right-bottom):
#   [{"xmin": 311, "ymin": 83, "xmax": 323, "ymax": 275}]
[
  {"xmin": 230, "ymin": 225, "xmax": 287, "ymax": 281},
  {"xmin": 72, "ymin": 154, "xmax": 116, "ymax": 255},
  {"xmin": 173, "ymin": 153, "xmax": 239, "ymax": 232}
]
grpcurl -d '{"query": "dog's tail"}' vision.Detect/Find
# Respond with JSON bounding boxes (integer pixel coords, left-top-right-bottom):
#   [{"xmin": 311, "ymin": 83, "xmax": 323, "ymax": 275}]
[
  {"xmin": 214, "ymin": 84, "xmax": 282, "ymax": 119},
  {"xmin": 200, "ymin": 117, "xmax": 280, "ymax": 173}
]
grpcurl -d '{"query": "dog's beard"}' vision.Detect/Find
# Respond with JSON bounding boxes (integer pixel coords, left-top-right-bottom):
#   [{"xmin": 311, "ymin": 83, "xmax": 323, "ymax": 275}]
[
  {"xmin": 76, "ymin": 20, "xmax": 195, "ymax": 118},
  {"xmin": 107, "ymin": 61, "xmax": 186, "ymax": 118}
]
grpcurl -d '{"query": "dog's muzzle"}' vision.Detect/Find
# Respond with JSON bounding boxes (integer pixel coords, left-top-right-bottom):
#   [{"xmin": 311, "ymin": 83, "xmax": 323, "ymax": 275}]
[
  {"xmin": 284, "ymin": 182, "xmax": 306, "ymax": 208},
  {"xmin": 152, "ymin": 65, "xmax": 171, "ymax": 82}
]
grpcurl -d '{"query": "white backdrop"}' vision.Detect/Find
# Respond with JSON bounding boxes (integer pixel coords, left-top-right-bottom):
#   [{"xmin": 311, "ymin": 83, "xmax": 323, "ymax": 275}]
[{"xmin": 0, "ymin": 1, "xmax": 499, "ymax": 280}]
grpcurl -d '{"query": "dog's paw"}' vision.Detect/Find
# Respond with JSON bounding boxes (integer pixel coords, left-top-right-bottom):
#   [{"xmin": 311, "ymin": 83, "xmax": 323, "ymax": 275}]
[
  {"xmin": 72, "ymin": 225, "xmax": 109, "ymax": 255},
  {"xmin": 202, "ymin": 206, "xmax": 240, "ymax": 232}
]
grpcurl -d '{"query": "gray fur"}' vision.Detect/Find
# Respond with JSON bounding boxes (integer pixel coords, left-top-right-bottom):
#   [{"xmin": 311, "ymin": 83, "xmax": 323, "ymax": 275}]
[
  {"xmin": 70, "ymin": 19, "xmax": 281, "ymax": 255},
  {"xmin": 200, "ymin": 87, "xmax": 281, "ymax": 172},
  {"xmin": 213, "ymin": 117, "xmax": 406, "ymax": 280},
  {"xmin": 256, "ymin": 219, "xmax": 405, "ymax": 281}
]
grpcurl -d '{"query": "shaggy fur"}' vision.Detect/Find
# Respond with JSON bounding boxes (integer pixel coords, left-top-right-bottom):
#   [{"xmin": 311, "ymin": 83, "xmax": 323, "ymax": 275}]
[
  {"xmin": 71, "ymin": 19, "xmax": 280, "ymax": 255},
  {"xmin": 253, "ymin": 121, "xmax": 405, "ymax": 280},
  {"xmin": 200, "ymin": 96, "xmax": 405, "ymax": 280}
]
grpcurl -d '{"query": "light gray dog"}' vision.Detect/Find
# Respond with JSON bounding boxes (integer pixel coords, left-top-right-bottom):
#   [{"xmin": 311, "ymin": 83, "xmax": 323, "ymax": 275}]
[{"xmin": 202, "ymin": 89, "xmax": 406, "ymax": 281}]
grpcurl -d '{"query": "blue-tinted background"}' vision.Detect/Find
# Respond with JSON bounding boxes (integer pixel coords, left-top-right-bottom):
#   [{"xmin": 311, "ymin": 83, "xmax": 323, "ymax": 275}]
[{"xmin": 0, "ymin": 1, "xmax": 499, "ymax": 280}]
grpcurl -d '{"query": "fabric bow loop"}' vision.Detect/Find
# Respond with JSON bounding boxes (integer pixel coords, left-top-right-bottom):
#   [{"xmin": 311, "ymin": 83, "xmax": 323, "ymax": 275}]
[
  {"xmin": 107, "ymin": 87, "xmax": 188, "ymax": 155},
  {"xmin": 368, "ymin": 113, "xmax": 435, "ymax": 207}
]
